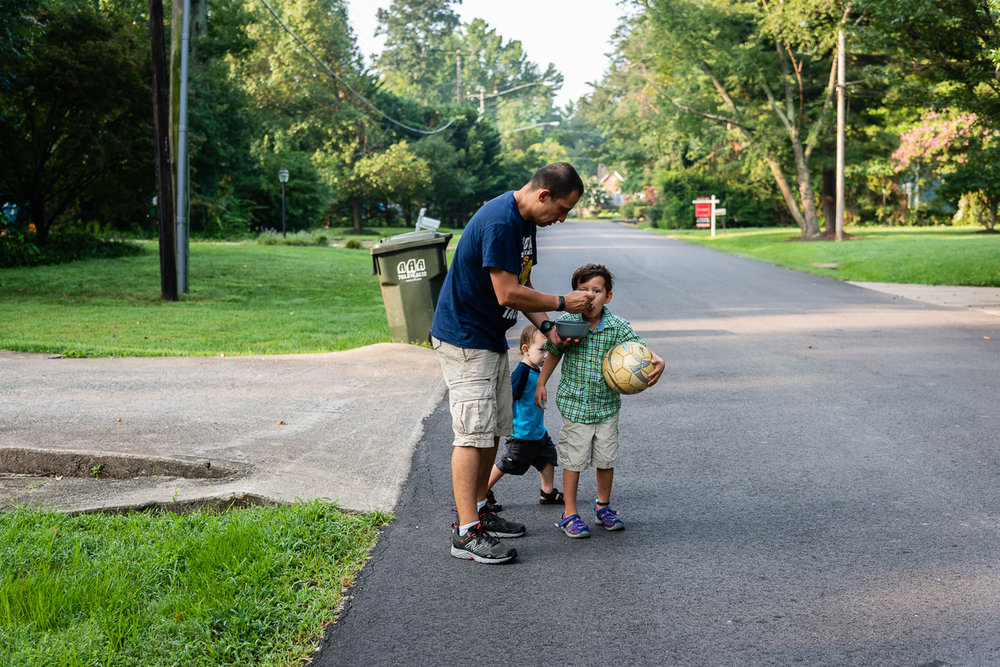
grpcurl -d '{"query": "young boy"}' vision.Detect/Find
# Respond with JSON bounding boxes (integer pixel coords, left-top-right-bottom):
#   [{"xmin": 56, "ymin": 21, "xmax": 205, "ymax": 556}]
[
  {"xmin": 535, "ymin": 263, "xmax": 664, "ymax": 538},
  {"xmin": 486, "ymin": 324, "xmax": 565, "ymax": 509}
]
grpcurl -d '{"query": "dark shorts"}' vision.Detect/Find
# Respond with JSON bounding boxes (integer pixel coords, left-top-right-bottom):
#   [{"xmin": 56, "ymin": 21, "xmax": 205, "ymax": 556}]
[{"xmin": 495, "ymin": 433, "xmax": 558, "ymax": 476}]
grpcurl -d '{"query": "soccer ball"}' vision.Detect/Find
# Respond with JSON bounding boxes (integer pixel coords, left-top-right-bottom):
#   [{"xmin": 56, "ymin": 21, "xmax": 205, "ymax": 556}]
[{"xmin": 602, "ymin": 341, "xmax": 654, "ymax": 395}]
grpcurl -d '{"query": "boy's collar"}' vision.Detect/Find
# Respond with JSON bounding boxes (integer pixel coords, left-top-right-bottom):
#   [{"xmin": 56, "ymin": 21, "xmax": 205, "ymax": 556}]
[{"xmin": 570, "ymin": 308, "xmax": 611, "ymax": 332}]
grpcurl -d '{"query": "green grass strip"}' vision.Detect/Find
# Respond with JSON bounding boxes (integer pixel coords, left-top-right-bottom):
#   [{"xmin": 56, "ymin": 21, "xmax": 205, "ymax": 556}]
[
  {"xmin": 661, "ymin": 225, "xmax": 1000, "ymax": 286},
  {"xmin": 0, "ymin": 242, "xmax": 392, "ymax": 357},
  {"xmin": 0, "ymin": 502, "xmax": 389, "ymax": 666}
]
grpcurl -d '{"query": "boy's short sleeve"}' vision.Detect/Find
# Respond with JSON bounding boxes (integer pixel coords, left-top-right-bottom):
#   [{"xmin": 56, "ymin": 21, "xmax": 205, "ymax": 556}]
[{"xmin": 510, "ymin": 363, "xmax": 530, "ymax": 400}]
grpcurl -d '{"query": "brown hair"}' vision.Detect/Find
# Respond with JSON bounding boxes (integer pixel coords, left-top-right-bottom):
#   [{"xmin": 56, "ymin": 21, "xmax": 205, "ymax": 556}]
[
  {"xmin": 519, "ymin": 323, "xmax": 540, "ymax": 349},
  {"xmin": 571, "ymin": 263, "xmax": 614, "ymax": 292},
  {"xmin": 528, "ymin": 162, "xmax": 584, "ymax": 200}
]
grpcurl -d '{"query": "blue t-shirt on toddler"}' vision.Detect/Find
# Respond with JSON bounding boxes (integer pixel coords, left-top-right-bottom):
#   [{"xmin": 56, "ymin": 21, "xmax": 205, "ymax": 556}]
[
  {"xmin": 430, "ymin": 192, "xmax": 537, "ymax": 353},
  {"xmin": 510, "ymin": 361, "xmax": 546, "ymax": 441}
]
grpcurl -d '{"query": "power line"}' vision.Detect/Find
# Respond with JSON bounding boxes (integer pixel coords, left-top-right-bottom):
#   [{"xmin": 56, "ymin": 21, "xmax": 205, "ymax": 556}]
[{"xmin": 256, "ymin": 0, "xmax": 457, "ymax": 136}]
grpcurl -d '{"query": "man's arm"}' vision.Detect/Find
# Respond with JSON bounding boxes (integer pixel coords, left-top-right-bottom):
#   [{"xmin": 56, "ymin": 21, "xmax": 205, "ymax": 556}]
[
  {"xmin": 489, "ymin": 268, "xmax": 591, "ymax": 315},
  {"xmin": 490, "ymin": 269, "xmax": 591, "ymax": 346}
]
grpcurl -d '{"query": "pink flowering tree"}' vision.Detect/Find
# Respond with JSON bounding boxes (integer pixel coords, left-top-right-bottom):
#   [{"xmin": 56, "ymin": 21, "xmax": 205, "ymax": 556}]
[{"xmin": 892, "ymin": 111, "xmax": 1000, "ymax": 230}]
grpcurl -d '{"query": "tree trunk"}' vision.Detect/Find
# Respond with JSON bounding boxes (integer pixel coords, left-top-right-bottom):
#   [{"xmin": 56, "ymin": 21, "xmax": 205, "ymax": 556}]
[
  {"xmin": 821, "ymin": 166, "xmax": 836, "ymax": 235},
  {"xmin": 353, "ymin": 196, "xmax": 363, "ymax": 232},
  {"xmin": 765, "ymin": 158, "xmax": 806, "ymax": 232}
]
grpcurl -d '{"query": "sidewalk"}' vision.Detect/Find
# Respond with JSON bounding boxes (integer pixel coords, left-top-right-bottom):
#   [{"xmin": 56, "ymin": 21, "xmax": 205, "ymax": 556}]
[
  {"xmin": 849, "ymin": 282, "xmax": 1000, "ymax": 316},
  {"xmin": 0, "ymin": 344, "xmax": 446, "ymax": 514}
]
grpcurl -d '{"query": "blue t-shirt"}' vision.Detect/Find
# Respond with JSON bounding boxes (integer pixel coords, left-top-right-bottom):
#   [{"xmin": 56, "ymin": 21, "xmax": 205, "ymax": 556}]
[
  {"xmin": 430, "ymin": 191, "xmax": 537, "ymax": 352},
  {"xmin": 510, "ymin": 361, "xmax": 546, "ymax": 441}
]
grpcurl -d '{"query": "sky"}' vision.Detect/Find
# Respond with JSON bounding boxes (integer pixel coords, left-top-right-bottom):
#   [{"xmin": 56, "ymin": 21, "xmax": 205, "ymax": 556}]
[{"xmin": 345, "ymin": 0, "xmax": 631, "ymax": 108}]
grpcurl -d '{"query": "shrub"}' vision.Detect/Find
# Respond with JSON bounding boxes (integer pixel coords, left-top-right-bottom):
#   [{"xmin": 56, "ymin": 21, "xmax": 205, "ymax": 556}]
[{"xmin": 0, "ymin": 232, "xmax": 142, "ymax": 268}]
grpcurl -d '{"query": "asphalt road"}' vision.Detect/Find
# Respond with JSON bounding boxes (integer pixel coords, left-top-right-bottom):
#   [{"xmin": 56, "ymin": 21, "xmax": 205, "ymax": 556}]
[{"xmin": 317, "ymin": 221, "xmax": 1000, "ymax": 666}]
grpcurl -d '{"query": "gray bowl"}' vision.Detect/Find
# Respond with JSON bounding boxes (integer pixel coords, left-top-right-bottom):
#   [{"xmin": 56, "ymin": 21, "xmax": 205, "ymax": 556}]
[{"xmin": 555, "ymin": 320, "xmax": 590, "ymax": 339}]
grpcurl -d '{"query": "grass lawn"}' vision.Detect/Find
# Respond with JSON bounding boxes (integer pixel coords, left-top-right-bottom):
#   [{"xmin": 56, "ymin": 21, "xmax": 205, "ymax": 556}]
[
  {"xmin": 0, "ymin": 502, "xmax": 388, "ymax": 666},
  {"xmin": 661, "ymin": 225, "xmax": 1000, "ymax": 286},
  {"xmin": 0, "ymin": 241, "xmax": 393, "ymax": 357}
]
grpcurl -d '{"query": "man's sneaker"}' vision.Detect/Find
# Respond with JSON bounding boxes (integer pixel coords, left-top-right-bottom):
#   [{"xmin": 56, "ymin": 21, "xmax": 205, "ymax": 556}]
[
  {"xmin": 594, "ymin": 503, "xmax": 625, "ymax": 531},
  {"xmin": 539, "ymin": 487, "xmax": 565, "ymax": 505},
  {"xmin": 451, "ymin": 523, "xmax": 517, "ymax": 564},
  {"xmin": 478, "ymin": 507, "xmax": 525, "ymax": 538},
  {"xmin": 556, "ymin": 513, "xmax": 591, "ymax": 538}
]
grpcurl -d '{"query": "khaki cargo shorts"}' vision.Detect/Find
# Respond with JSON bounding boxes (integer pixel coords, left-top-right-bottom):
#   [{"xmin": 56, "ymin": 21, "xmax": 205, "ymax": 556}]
[
  {"xmin": 432, "ymin": 337, "xmax": 513, "ymax": 448},
  {"xmin": 557, "ymin": 412, "xmax": 620, "ymax": 471}
]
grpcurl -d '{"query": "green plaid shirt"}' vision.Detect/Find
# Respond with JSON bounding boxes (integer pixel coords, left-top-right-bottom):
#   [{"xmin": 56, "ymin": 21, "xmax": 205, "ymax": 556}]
[{"xmin": 545, "ymin": 309, "xmax": 643, "ymax": 424}]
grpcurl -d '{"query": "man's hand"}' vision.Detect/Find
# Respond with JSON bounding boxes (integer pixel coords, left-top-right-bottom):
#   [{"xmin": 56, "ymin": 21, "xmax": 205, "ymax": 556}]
[
  {"xmin": 543, "ymin": 326, "xmax": 582, "ymax": 348},
  {"xmin": 561, "ymin": 289, "xmax": 594, "ymax": 314}
]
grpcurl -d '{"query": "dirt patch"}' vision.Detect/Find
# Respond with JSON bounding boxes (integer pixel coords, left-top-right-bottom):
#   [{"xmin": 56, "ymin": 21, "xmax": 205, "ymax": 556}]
[{"xmin": 0, "ymin": 447, "xmax": 239, "ymax": 480}]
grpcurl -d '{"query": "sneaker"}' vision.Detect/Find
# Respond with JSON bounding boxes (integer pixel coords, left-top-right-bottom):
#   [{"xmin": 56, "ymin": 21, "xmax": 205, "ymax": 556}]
[
  {"xmin": 556, "ymin": 513, "xmax": 591, "ymax": 538},
  {"xmin": 539, "ymin": 488, "xmax": 565, "ymax": 505},
  {"xmin": 594, "ymin": 503, "xmax": 625, "ymax": 531},
  {"xmin": 478, "ymin": 506, "xmax": 525, "ymax": 538},
  {"xmin": 451, "ymin": 523, "xmax": 517, "ymax": 564}
]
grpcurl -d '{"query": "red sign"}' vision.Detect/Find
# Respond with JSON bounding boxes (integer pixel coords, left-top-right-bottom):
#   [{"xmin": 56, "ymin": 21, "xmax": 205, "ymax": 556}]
[{"xmin": 694, "ymin": 202, "xmax": 712, "ymax": 218}]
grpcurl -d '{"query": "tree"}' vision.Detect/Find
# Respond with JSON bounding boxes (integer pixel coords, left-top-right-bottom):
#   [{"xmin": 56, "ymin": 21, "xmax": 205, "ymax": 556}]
[
  {"xmin": 856, "ymin": 0, "xmax": 1000, "ymax": 120},
  {"xmin": 893, "ymin": 110, "xmax": 1000, "ymax": 230},
  {"xmin": 374, "ymin": 0, "xmax": 462, "ymax": 106},
  {"xmin": 624, "ymin": 0, "xmax": 854, "ymax": 237},
  {"xmin": 353, "ymin": 141, "xmax": 431, "ymax": 225},
  {"xmin": 0, "ymin": 1, "xmax": 152, "ymax": 243},
  {"xmin": 234, "ymin": 0, "xmax": 374, "ymax": 231}
]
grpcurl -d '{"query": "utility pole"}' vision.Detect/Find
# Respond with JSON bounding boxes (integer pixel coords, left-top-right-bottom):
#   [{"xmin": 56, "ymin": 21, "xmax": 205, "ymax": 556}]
[
  {"xmin": 149, "ymin": 0, "xmax": 177, "ymax": 301},
  {"xmin": 174, "ymin": 0, "xmax": 191, "ymax": 293},
  {"xmin": 835, "ymin": 28, "xmax": 846, "ymax": 242}
]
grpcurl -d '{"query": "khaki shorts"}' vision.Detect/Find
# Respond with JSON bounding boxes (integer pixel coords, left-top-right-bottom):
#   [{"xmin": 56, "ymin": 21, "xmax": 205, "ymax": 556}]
[
  {"xmin": 433, "ymin": 337, "xmax": 513, "ymax": 448},
  {"xmin": 557, "ymin": 412, "xmax": 619, "ymax": 472}
]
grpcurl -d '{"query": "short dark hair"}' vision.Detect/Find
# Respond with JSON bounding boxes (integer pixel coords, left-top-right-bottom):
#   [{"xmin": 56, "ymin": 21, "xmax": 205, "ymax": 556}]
[
  {"xmin": 571, "ymin": 263, "xmax": 614, "ymax": 292},
  {"xmin": 528, "ymin": 162, "xmax": 584, "ymax": 200}
]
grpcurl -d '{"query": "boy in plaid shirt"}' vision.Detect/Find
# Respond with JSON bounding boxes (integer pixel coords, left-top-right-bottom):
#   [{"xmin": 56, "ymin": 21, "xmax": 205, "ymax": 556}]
[{"xmin": 535, "ymin": 264, "xmax": 664, "ymax": 538}]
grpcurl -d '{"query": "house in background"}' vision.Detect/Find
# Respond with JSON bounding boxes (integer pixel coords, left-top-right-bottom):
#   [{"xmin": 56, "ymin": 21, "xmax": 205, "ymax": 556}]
[{"xmin": 597, "ymin": 165, "xmax": 625, "ymax": 207}]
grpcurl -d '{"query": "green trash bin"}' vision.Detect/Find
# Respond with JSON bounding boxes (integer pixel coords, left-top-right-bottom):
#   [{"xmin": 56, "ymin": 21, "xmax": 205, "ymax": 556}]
[{"xmin": 371, "ymin": 230, "xmax": 452, "ymax": 344}]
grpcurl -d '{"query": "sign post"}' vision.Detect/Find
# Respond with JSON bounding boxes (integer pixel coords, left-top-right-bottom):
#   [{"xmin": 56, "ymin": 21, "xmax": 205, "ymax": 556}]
[{"xmin": 692, "ymin": 196, "xmax": 726, "ymax": 238}]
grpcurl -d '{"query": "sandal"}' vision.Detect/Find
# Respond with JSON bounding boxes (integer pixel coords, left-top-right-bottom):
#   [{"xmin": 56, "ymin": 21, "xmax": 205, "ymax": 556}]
[{"xmin": 539, "ymin": 488, "xmax": 564, "ymax": 505}]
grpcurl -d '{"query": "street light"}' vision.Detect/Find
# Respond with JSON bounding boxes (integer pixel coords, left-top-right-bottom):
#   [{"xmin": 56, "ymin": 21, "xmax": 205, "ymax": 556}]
[
  {"xmin": 501, "ymin": 121, "xmax": 560, "ymax": 135},
  {"xmin": 278, "ymin": 166, "xmax": 289, "ymax": 237}
]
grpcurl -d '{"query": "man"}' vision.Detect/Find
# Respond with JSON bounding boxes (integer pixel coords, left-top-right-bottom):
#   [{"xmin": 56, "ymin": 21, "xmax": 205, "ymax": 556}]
[{"xmin": 430, "ymin": 162, "xmax": 592, "ymax": 564}]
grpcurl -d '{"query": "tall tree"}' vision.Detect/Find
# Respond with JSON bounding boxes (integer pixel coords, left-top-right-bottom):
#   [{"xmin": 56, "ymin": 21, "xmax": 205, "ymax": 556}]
[
  {"xmin": 637, "ymin": 0, "xmax": 851, "ymax": 237},
  {"xmin": 0, "ymin": 0, "xmax": 152, "ymax": 243},
  {"xmin": 235, "ymin": 0, "xmax": 373, "ymax": 231},
  {"xmin": 374, "ymin": 0, "xmax": 462, "ymax": 106}
]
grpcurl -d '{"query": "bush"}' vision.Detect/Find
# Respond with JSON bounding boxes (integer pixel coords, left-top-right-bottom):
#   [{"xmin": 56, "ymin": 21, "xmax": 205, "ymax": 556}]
[
  {"xmin": 0, "ymin": 232, "xmax": 142, "ymax": 268},
  {"xmin": 254, "ymin": 230, "xmax": 331, "ymax": 246}
]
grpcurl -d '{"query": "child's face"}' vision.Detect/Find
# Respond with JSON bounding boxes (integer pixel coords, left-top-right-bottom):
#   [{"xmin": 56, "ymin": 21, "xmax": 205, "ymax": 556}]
[
  {"xmin": 522, "ymin": 331, "xmax": 548, "ymax": 369},
  {"xmin": 575, "ymin": 275, "xmax": 612, "ymax": 319}
]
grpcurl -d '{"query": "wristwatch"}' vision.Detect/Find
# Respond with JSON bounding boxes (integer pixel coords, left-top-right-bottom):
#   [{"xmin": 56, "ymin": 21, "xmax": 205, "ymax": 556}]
[
  {"xmin": 539, "ymin": 320, "xmax": 554, "ymax": 334},
  {"xmin": 556, "ymin": 295, "xmax": 565, "ymax": 311}
]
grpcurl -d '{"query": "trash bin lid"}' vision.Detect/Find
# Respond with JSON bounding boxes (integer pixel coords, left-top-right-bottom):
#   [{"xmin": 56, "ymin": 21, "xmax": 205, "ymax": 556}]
[{"xmin": 370, "ymin": 230, "xmax": 452, "ymax": 255}]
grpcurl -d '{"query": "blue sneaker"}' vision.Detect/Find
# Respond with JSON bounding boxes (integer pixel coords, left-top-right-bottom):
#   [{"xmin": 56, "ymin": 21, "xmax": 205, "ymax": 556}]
[
  {"xmin": 594, "ymin": 503, "xmax": 625, "ymax": 531},
  {"xmin": 556, "ymin": 513, "xmax": 591, "ymax": 538}
]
